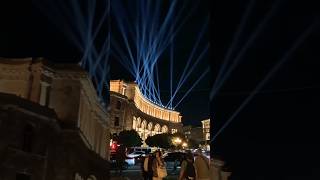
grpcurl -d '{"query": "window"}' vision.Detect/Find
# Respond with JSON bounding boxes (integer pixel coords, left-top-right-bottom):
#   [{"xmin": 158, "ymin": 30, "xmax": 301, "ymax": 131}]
[
  {"xmin": 114, "ymin": 117, "xmax": 120, "ymax": 126},
  {"xmin": 116, "ymin": 101, "xmax": 121, "ymax": 110},
  {"xmin": 171, "ymin": 129, "xmax": 177, "ymax": 134},
  {"xmin": 122, "ymin": 87, "xmax": 126, "ymax": 95},
  {"xmin": 22, "ymin": 124, "xmax": 34, "ymax": 153},
  {"xmin": 16, "ymin": 173, "xmax": 31, "ymax": 180},
  {"xmin": 206, "ymin": 133, "xmax": 210, "ymax": 141}
]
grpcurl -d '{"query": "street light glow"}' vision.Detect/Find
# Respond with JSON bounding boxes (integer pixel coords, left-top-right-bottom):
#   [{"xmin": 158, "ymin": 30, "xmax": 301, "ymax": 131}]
[
  {"xmin": 182, "ymin": 142, "xmax": 188, "ymax": 148},
  {"xmin": 173, "ymin": 137, "xmax": 182, "ymax": 144}
]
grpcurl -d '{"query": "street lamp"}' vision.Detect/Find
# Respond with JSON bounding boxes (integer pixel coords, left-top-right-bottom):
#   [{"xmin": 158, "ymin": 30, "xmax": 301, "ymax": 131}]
[
  {"xmin": 174, "ymin": 137, "xmax": 182, "ymax": 144},
  {"xmin": 182, "ymin": 142, "xmax": 188, "ymax": 149}
]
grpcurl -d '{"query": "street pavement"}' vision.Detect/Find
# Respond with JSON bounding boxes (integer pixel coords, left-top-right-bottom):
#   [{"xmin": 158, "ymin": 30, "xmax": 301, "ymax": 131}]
[{"xmin": 110, "ymin": 162, "xmax": 179, "ymax": 180}]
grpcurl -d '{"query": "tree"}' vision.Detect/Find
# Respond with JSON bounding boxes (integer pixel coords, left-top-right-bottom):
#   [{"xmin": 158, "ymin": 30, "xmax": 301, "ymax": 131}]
[
  {"xmin": 118, "ymin": 130, "xmax": 142, "ymax": 147},
  {"xmin": 171, "ymin": 132, "xmax": 188, "ymax": 149},
  {"xmin": 145, "ymin": 133, "xmax": 172, "ymax": 149}
]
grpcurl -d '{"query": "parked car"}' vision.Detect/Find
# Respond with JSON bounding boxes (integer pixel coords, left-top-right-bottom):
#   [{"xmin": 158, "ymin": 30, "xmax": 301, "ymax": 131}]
[
  {"xmin": 163, "ymin": 152, "xmax": 186, "ymax": 163},
  {"xmin": 127, "ymin": 147, "xmax": 153, "ymax": 154},
  {"xmin": 127, "ymin": 151, "xmax": 145, "ymax": 159}
]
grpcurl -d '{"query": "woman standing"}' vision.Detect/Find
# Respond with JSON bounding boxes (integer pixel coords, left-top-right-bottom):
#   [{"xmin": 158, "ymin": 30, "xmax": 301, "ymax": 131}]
[
  {"xmin": 179, "ymin": 151, "xmax": 196, "ymax": 180},
  {"xmin": 152, "ymin": 150, "xmax": 167, "ymax": 180}
]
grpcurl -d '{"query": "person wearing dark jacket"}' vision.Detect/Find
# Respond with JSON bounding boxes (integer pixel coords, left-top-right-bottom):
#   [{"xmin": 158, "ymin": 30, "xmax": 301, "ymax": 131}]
[
  {"xmin": 116, "ymin": 145, "xmax": 126, "ymax": 175},
  {"xmin": 141, "ymin": 153, "xmax": 154, "ymax": 180},
  {"xmin": 179, "ymin": 151, "xmax": 196, "ymax": 180}
]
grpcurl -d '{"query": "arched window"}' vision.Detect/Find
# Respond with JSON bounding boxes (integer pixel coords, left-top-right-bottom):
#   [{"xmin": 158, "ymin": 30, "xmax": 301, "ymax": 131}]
[
  {"xmin": 161, "ymin": 125, "xmax": 168, "ymax": 133},
  {"xmin": 22, "ymin": 124, "xmax": 34, "ymax": 153},
  {"xmin": 154, "ymin": 124, "xmax": 161, "ymax": 134},
  {"xmin": 141, "ymin": 120, "xmax": 147, "ymax": 129},
  {"xmin": 136, "ymin": 117, "xmax": 141, "ymax": 129},
  {"xmin": 147, "ymin": 122, "xmax": 153, "ymax": 131},
  {"xmin": 206, "ymin": 133, "xmax": 210, "ymax": 141}
]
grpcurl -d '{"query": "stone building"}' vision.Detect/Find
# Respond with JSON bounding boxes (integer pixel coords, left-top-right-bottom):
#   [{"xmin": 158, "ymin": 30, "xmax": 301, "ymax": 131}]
[
  {"xmin": 0, "ymin": 58, "xmax": 110, "ymax": 180},
  {"xmin": 109, "ymin": 80, "xmax": 183, "ymax": 143},
  {"xmin": 182, "ymin": 125, "xmax": 203, "ymax": 147},
  {"xmin": 201, "ymin": 119, "xmax": 210, "ymax": 141},
  {"xmin": 201, "ymin": 118, "xmax": 210, "ymax": 150}
]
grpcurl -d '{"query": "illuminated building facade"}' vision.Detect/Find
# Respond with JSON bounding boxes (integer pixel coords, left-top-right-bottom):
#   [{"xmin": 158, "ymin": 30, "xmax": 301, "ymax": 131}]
[
  {"xmin": 109, "ymin": 80, "xmax": 183, "ymax": 142},
  {"xmin": 0, "ymin": 58, "xmax": 110, "ymax": 179},
  {"xmin": 201, "ymin": 118, "xmax": 210, "ymax": 150},
  {"xmin": 182, "ymin": 125, "xmax": 203, "ymax": 148},
  {"xmin": 201, "ymin": 119, "xmax": 210, "ymax": 141}
]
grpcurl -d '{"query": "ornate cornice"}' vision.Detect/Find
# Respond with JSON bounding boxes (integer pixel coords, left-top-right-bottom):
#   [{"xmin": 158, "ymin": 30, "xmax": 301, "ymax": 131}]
[{"xmin": 110, "ymin": 80, "xmax": 182, "ymax": 122}]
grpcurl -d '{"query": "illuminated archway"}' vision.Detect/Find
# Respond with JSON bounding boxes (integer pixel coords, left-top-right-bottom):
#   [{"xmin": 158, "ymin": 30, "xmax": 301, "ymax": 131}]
[
  {"xmin": 147, "ymin": 122, "xmax": 153, "ymax": 131},
  {"xmin": 161, "ymin": 125, "xmax": 168, "ymax": 133},
  {"xmin": 136, "ymin": 117, "xmax": 141, "ymax": 129},
  {"xmin": 141, "ymin": 120, "xmax": 148, "ymax": 140},
  {"xmin": 141, "ymin": 120, "xmax": 147, "ymax": 129},
  {"xmin": 154, "ymin": 124, "xmax": 161, "ymax": 134}
]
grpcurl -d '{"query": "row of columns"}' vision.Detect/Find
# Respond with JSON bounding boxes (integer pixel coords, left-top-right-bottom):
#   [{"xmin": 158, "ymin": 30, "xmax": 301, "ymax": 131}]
[{"xmin": 133, "ymin": 116, "xmax": 169, "ymax": 140}]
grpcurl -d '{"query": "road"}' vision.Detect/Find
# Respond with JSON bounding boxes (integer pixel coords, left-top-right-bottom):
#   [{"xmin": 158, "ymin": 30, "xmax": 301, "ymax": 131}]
[{"xmin": 110, "ymin": 162, "xmax": 179, "ymax": 180}]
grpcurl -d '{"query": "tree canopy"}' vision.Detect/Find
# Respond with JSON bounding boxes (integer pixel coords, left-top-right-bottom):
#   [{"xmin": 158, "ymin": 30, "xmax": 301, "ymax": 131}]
[
  {"xmin": 118, "ymin": 130, "xmax": 142, "ymax": 147},
  {"xmin": 145, "ymin": 133, "xmax": 172, "ymax": 149}
]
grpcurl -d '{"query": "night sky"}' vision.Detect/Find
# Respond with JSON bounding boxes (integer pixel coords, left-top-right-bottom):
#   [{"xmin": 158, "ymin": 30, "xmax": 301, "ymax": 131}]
[
  {"xmin": 109, "ymin": 0, "xmax": 210, "ymax": 126},
  {"xmin": 1, "ymin": 0, "xmax": 210, "ymax": 127},
  {"xmin": 211, "ymin": 0, "xmax": 320, "ymax": 178}
]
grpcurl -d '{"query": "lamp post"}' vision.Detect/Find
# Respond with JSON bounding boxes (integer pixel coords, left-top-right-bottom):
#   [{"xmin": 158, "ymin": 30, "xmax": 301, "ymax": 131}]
[
  {"xmin": 182, "ymin": 142, "xmax": 188, "ymax": 149},
  {"xmin": 174, "ymin": 137, "xmax": 182, "ymax": 144},
  {"xmin": 173, "ymin": 137, "xmax": 182, "ymax": 150}
]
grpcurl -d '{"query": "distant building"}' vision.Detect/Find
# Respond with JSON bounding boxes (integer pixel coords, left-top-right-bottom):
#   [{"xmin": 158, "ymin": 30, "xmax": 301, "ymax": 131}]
[
  {"xmin": 201, "ymin": 118, "xmax": 210, "ymax": 150},
  {"xmin": 182, "ymin": 125, "xmax": 192, "ymax": 140},
  {"xmin": 109, "ymin": 80, "xmax": 183, "ymax": 143},
  {"xmin": 0, "ymin": 58, "xmax": 110, "ymax": 179},
  {"xmin": 183, "ymin": 125, "xmax": 203, "ymax": 148}
]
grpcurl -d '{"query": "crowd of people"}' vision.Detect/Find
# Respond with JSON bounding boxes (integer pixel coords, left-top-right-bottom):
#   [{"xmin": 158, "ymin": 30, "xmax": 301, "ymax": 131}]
[
  {"xmin": 114, "ymin": 145, "xmax": 211, "ymax": 180},
  {"xmin": 141, "ymin": 149, "xmax": 210, "ymax": 180}
]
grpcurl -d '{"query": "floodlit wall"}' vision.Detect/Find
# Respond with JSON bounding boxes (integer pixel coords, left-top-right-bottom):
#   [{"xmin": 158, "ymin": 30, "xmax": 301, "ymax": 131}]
[
  {"xmin": 110, "ymin": 80, "xmax": 182, "ymax": 123},
  {"xmin": 0, "ymin": 58, "xmax": 110, "ymax": 160}
]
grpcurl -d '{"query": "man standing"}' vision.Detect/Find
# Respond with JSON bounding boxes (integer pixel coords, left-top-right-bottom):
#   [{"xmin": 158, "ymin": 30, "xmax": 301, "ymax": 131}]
[
  {"xmin": 194, "ymin": 149, "xmax": 210, "ymax": 180},
  {"xmin": 116, "ymin": 145, "xmax": 126, "ymax": 175}
]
